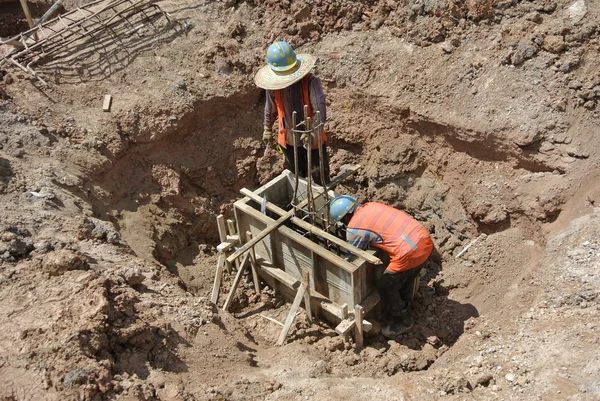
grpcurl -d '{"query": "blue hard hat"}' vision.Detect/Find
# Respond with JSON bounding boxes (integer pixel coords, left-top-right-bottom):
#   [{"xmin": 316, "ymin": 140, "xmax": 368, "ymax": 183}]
[
  {"xmin": 266, "ymin": 41, "xmax": 298, "ymax": 72},
  {"xmin": 330, "ymin": 195, "xmax": 357, "ymax": 222}
]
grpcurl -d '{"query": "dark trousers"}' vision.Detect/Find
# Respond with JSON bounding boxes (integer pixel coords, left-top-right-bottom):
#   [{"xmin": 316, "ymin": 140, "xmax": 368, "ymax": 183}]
[
  {"xmin": 377, "ymin": 263, "xmax": 426, "ymax": 318},
  {"xmin": 283, "ymin": 144, "xmax": 330, "ymax": 185}
]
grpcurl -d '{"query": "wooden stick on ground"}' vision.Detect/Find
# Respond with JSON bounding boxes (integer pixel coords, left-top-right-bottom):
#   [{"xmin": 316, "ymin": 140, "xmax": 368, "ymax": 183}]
[
  {"xmin": 210, "ymin": 253, "xmax": 226, "ymax": 305},
  {"xmin": 259, "ymin": 314, "xmax": 284, "ymax": 326},
  {"xmin": 276, "ymin": 281, "xmax": 307, "ymax": 346},
  {"xmin": 222, "ymin": 252, "xmax": 251, "ymax": 311}
]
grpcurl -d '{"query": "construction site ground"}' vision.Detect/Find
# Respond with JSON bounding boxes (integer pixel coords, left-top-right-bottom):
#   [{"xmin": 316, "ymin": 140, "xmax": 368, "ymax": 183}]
[{"xmin": 0, "ymin": 0, "xmax": 599, "ymax": 400}]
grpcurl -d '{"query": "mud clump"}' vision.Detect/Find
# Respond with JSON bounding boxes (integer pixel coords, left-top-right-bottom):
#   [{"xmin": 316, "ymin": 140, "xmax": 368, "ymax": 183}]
[
  {"xmin": 0, "ymin": 227, "xmax": 33, "ymax": 262},
  {"xmin": 40, "ymin": 249, "xmax": 88, "ymax": 276}
]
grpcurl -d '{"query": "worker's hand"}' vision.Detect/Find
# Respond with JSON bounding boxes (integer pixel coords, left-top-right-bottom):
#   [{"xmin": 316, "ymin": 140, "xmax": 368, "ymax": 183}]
[
  {"xmin": 262, "ymin": 127, "xmax": 273, "ymax": 142},
  {"xmin": 300, "ymin": 132, "xmax": 314, "ymax": 148}
]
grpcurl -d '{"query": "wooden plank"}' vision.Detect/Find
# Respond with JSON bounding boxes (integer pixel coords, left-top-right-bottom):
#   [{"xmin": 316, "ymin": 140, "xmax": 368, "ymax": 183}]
[
  {"xmin": 302, "ymin": 270, "xmax": 312, "ymax": 324},
  {"xmin": 216, "ymin": 215, "xmax": 232, "ymax": 273},
  {"xmin": 102, "ymin": 94, "xmax": 112, "ymax": 112},
  {"xmin": 240, "ymin": 188, "xmax": 382, "ymax": 265},
  {"xmin": 234, "ymin": 202, "xmax": 274, "ymax": 263},
  {"xmin": 210, "ymin": 253, "xmax": 226, "ymax": 305},
  {"xmin": 276, "ymin": 282, "xmax": 307, "ymax": 346},
  {"xmin": 227, "ymin": 204, "xmax": 304, "ymax": 264},
  {"xmin": 228, "ymin": 219, "xmax": 241, "ymax": 272},
  {"xmin": 318, "ymin": 297, "xmax": 343, "ymax": 319},
  {"xmin": 340, "ymin": 302, "xmax": 349, "ymax": 342},
  {"xmin": 335, "ymin": 318, "xmax": 354, "ymax": 336},
  {"xmin": 260, "ymin": 314, "xmax": 284, "ymax": 326},
  {"xmin": 234, "ymin": 201, "xmax": 359, "ymax": 274},
  {"xmin": 246, "ymin": 231, "xmax": 261, "ymax": 293},
  {"xmin": 279, "ymin": 234, "xmax": 313, "ymax": 280},
  {"xmin": 216, "ymin": 235, "xmax": 239, "ymax": 253},
  {"xmin": 335, "ymin": 317, "xmax": 373, "ymax": 336},
  {"xmin": 341, "ymin": 303, "xmax": 348, "ymax": 318},
  {"xmin": 228, "ymin": 166, "xmax": 360, "ymax": 264},
  {"xmin": 354, "ymin": 304, "xmax": 364, "ymax": 349},
  {"xmin": 222, "ymin": 252, "xmax": 250, "ymax": 311},
  {"xmin": 360, "ymin": 292, "xmax": 381, "ymax": 315},
  {"xmin": 259, "ymin": 262, "xmax": 344, "ymax": 320},
  {"xmin": 279, "ymin": 221, "xmax": 359, "ymax": 274},
  {"xmin": 259, "ymin": 263, "xmax": 300, "ymax": 289},
  {"xmin": 335, "ymin": 294, "xmax": 377, "ymax": 336},
  {"xmin": 227, "ymin": 219, "xmax": 237, "ymax": 236}
]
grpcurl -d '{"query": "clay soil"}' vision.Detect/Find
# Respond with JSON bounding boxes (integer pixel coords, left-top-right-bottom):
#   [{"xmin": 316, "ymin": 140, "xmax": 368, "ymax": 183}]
[{"xmin": 1, "ymin": 0, "xmax": 599, "ymax": 400}]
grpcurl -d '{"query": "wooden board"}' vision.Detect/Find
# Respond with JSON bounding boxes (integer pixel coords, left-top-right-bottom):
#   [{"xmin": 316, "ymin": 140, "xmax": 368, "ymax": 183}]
[
  {"xmin": 240, "ymin": 187, "xmax": 381, "ymax": 265},
  {"xmin": 231, "ymin": 169, "xmax": 378, "ymax": 328},
  {"xmin": 102, "ymin": 94, "xmax": 112, "ymax": 112}
]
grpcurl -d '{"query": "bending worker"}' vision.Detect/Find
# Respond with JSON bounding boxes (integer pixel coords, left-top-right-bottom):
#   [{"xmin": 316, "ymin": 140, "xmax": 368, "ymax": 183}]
[
  {"xmin": 254, "ymin": 41, "xmax": 330, "ymax": 184},
  {"xmin": 329, "ymin": 195, "xmax": 434, "ymax": 337}
]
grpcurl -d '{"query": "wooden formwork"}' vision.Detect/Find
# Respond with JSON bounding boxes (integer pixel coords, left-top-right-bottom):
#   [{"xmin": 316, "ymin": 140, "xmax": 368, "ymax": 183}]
[{"xmin": 227, "ymin": 170, "xmax": 381, "ymax": 343}]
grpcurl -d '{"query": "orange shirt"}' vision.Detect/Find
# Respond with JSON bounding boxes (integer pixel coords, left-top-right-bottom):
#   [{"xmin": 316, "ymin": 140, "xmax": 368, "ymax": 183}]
[{"xmin": 348, "ymin": 202, "xmax": 434, "ymax": 272}]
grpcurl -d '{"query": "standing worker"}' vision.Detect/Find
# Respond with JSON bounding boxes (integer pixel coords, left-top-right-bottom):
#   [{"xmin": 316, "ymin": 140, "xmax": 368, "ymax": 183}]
[
  {"xmin": 329, "ymin": 195, "xmax": 434, "ymax": 337},
  {"xmin": 254, "ymin": 41, "xmax": 330, "ymax": 185}
]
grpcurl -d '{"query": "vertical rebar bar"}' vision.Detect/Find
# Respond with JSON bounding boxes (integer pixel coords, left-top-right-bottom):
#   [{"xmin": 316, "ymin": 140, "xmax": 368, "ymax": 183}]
[
  {"xmin": 304, "ymin": 105, "xmax": 315, "ymax": 227},
  {"xmin": 292, "ymin": 111, "xmax": 299, "ymax": 209}
]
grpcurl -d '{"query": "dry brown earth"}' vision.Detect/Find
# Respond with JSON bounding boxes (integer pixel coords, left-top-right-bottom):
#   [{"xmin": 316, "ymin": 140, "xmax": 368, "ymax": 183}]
[{"xmin": 0, "ymin": 0, "xmax": 599, "ymax": 400}]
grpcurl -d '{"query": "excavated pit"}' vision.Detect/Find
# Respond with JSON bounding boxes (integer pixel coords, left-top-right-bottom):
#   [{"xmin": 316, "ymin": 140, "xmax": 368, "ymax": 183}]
[{"xmin": 77, "ymin": 85, "xmax": 568, "ymax": 376}]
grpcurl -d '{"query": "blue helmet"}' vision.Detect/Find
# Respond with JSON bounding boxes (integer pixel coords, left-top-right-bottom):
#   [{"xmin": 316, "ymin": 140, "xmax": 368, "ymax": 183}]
[
  {"xmin": 330, "ymin": 195, "xmax": 357, "ymax": 222},
  {"xmin": 266, "ymin": 41, "xmax": 298, "ymax": 72}
]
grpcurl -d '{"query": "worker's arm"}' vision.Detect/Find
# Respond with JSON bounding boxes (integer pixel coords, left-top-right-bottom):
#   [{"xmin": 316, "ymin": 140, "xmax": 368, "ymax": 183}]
[
  {"xmin": 264, "ymin": 90, "xmax": 278, "ymax": 129},
  {"xmin": 309, "ymin": 75, "xmax": 326, "ymax": 123},
  {"xmin": 345, "ymin": 228, "xmax": 382, "ymax": 260}
]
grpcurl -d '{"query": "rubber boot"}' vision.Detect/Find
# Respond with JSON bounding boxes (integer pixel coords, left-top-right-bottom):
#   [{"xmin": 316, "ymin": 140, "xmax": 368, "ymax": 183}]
[{"xmin": 381, "ymin": 308, "xmax": 414, "ymax": 338}]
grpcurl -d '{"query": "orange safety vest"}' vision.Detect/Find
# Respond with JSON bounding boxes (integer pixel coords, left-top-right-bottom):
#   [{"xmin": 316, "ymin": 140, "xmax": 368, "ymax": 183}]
[
  {"xmin": 349, "ymin": 202, "xmax": 434, "ymax": 273},
  {"xmin": 273, "ymin": 75, "xmax": 327, "ymax": 149}
]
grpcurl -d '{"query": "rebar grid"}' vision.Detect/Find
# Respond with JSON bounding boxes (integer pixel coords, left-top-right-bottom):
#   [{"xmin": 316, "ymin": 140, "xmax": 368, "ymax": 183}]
[{"xmin": 1, "ymin": 0, "xmax": 182, "ymax": 85}]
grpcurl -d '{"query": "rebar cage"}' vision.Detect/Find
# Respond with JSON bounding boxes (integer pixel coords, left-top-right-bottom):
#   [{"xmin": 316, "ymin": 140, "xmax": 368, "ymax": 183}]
[{"xmin": 1, "ymin": 0, "xmax": 183, "ymax": 85}]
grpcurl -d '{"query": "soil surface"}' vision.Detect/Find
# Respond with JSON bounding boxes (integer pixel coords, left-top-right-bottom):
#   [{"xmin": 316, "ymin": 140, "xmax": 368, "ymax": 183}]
[{"xmin": 1, "ymin": 0, "xmax": 599, "ymax": 400}]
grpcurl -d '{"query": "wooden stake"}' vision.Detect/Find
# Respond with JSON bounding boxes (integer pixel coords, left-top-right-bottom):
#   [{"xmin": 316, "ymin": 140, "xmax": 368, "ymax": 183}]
[
  {"xmin": 226, "ymin": 219, "xmax": 237, "ymax": 236},
  {"xmin": 227, "ymin": 219, "xmax": 240, "ymax": 271},
  {"xmin": 246, "ymin": 231, "xmax": 261, "ymax": 294},
  {"xmin": 222, "ymin": 252, "xmax": 250, "ymax": 312},
  {"xmin": 19, "ymin": 0, "xmax": 35, "ymax": 29},
  {"xmin": 340, "ymin": 303, "xmax": 349, "ymax": 342},
  {"xmin": 354, "ymin": 304, "xmax": 364, "ymax": 350},
  {"xmin": 216, "ymin": 215, "xmax": 232, "ymax": 273},
  {"xmin": 210, "ymin": 253, "xmax": 226, "ymax": 305},
  {"xmin": 276, "ymin": 282, "xmax": 307, "ymax": 346},
  {"xmin": 302, "ymin": 270, "xmax": 312, "ymax": 324},
  {"xmin": 340, "ymin": 303, "xmax": 348, "ymax": 318}
]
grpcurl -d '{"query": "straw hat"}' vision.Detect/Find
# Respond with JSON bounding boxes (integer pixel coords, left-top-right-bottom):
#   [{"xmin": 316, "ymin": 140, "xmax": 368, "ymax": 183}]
[{"xmin": 254, "ymin": 42, "xmax": 317, "ymax": 90}]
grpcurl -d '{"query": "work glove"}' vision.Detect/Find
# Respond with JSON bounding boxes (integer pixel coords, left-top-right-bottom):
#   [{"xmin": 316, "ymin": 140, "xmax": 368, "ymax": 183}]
[
  {"xmin": 300, "ymin": 132, "xmax": 315, "ymax": 148},
  {"xmin": 262, "ymin": 127, "xmax": 273, "ymax": 142}
]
